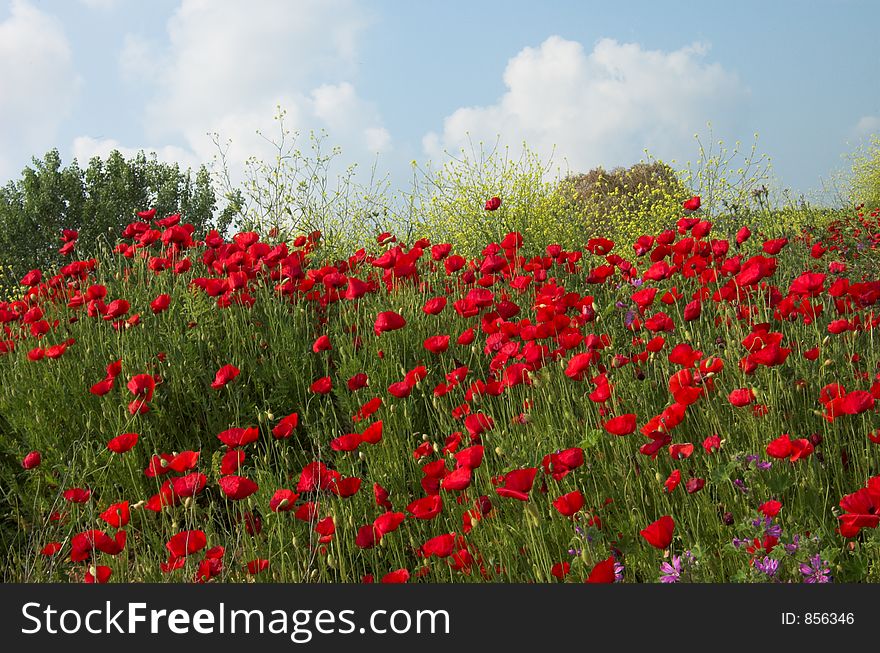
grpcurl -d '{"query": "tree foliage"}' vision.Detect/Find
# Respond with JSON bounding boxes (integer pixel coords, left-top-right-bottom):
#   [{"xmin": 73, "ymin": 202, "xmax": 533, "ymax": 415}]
[{"xmin": 0, "ymin": 149, "xmax": 215, "ymax": 292}]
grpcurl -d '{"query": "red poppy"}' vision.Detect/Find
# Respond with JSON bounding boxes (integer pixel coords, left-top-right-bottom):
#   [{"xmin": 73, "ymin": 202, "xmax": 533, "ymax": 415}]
[
  {"xmin": 272, "ymin": 413, "xmax": 299, "ymax": 439},
  {"xmin": 70, "ymin": 529, "xmax": 127, "ymax": 562},
  {"xmin": 495, "ymin": 467, "xmax": 538, "ymax": 501},
  {"xmin": 269, "ymin": 489, "xmax": 299, "ymax": 512},
  {"xmin": 314, "ymin": 516, "xmax": 336, "ymax": 543},
  {"xmin": 331, "ymin": 432, "xmax": 362, "ymax": 452},
  {"xmin": 423, "ymin": 297, "xmax": 447, "ymax": 315},
  {"xmin": 759, "ymin": 500, "xmax": 782, "ymax": 517},
  {"xmin": 310, "ymin": 376, "xmax": 333, "ymax": 394},
  {"xmin": 63, "ymin": 487, "xmax": 91, "ymax": 503},
  {"xmin": 330, "ymin": 476, "xmax": 362, "ymax": 498},
  {"xmin": 166, "ymin": 530, "xmax": 207, "ymax": 558},
  {"xmin": 84, "ymin": 566, "xmax": 113, "ymax": 584},
  {"xmin": 20, "ymin": 269, "xmax": 42, "ymax": 286},
  {"xmin": 682, "ymin": 196, "xmax": 701, "ymax": 211},
  {"xmin": 728, "ymin": 388, "xmax": 755, "ymax": 407},
  {"xmin": 374, "ymin": 511, "xmax": 406, "ymax": 538},
  {"xmin": 312, "ymin": 334, "xmax": 332, "ymax": 353},
  {"xmin": 217, "ymin": 426, "xmax": 259, "ymax": 448},
  {"xmin": 664, "ymin": 470, "xmax": 681, "ymax": 493},
  {"xmin": 246, "ymin": 559, "xmax": 270, "ymax": 575},
  {"xmin": 220, "ymin": 449, "xmax": 245, "ymax": 474},
  {"xmin": 421, "ymin": 533, "xmax": 456, "ymax": 558},
  {"xmin": 170, "ymin": 473, "xmax": 207, "ymax": 498},
  {"xmin": 90, "ymin": 376, "xmax": 115, "ymax": 396},
  {"xmin": 407, "ymin": 494, "xmax": 443, "ymax": 520},
  {"xmin": 838, "ymin": 476, "xmax": 880, "ymax": 537},
  {"xmin": 211, "ymin": 364, "xmax": 240, "ymax": 389},
  {"xmin": 424, "ymin": 335, "xmax": 451, "ymax": 354},
  {"xmin": 484, "ymin": 196, "xmax": 502, "ymax": 211},
  {"xmin": 441, "ymin": 466, "xmax": 472, "ymax": 492},
  {"xmin": 360, "ymin": 420, "xmax": 383, "ymax": 444},
  {"xmin": 552, "ymin": 491, "xmax": 585, "ymax": 516},
  {"xmin": 218, "ymin": 475, "xmax": 259, "ymax": 500},
  {"xmin": 347, "ymin": 373, "xmax": 369, "ymax": 391},
  {"xmin": 585, "ymin": 556, "xmax": 616, "ymax": 583},
  {"xmin": 127, "ymin": 374, "xmax": 155, "ymax": 401},
  {"xmin": 100, "ymin": 501, "xmax": 130, "ymax": 528},
  {"xmin": 150, "ymin": 294, "xmax": 171, "ymax": 314},
  {"xmin": 103, "ymin": 299, "xmax": 130, "ymax": 320},
  {"xmin": 381, "ymin": 569, "xmax": 410, "ymax": 583},
  {"xmin": 41, "ymin": 542, "xmax": 62, "ymax": 556},
  {"xmin": 551, "ymin": 562, "xmax": 571, "ymax": 579},
  {"xmin": 168, "ymin": 451, "xmax": 200, "ymax": 472},
  {"xmin": 107, "ymin": 432, "xmax": 138, "ymax": 453},
  {"xmin": 22, "ymin": 450, "xmax": 41, "ymax": 469},
  {"xmin": 640, "ymin": 515, "xmax": 675, "ymax": 549},
  {"xmin": 374, "ymin": 311, "xmax": 406, "ymax": 336},
  {"xmin": 669, "ymin": 443, "xmax": 694, "ymax": 460},
  {"xmin": 457, "ymin": 328, "xmax": 476, "ymax": 345},
  {"xmin": 766, "ymin": 434, "xmax": 814, "ymax": 461},
  {"xmin": 296, "ymin": 461, "xmax": 341, "ymax": 493},
  {"xmin": 603, "ymin": 414, "xmax": 637, "ymax": 436}
]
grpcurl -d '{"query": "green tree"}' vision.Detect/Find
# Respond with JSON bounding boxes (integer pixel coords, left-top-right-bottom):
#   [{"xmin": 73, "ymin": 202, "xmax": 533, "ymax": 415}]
[{"xmin": 0, "ymin": 149, "xmax": 216, "ymax": 293}]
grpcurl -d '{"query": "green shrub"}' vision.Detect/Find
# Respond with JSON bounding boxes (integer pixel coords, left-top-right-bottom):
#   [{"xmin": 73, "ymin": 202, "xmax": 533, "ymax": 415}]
[
  {"xmin": 846, "ymin": 134, "xmax": 880, "ymax": 209},
  {"xmin": 554, "ymin": 160, "xmax": 689, "ymax": 246}
]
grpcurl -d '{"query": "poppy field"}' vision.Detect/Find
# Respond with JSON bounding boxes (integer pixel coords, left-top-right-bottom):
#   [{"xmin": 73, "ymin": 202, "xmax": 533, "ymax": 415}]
[{"xmin": 2, "ymin": 198, "xmax": 880, "ymax": 584}]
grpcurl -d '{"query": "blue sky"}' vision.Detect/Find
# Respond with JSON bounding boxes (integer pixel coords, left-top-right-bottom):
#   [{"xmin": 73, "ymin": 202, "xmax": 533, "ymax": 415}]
[{"xmin": 1, "ymin": 0, "xmax": 878, "ymax": 201}]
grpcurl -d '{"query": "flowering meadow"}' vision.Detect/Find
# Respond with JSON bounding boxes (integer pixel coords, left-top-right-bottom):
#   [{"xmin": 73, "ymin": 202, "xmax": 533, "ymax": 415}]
[{"xmin": 2, "ymin": 197, "xmax": 880, "ymax": 584}]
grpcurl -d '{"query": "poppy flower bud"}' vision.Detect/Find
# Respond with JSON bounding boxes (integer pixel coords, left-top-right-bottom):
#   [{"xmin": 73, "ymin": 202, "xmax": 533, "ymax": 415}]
[
  {"xmin": 495, "ymin": 447, "xmax": 503, "ymax": 456},
  {"xmin": 267, "ymin": 412, "xmax": 274, "ymax": 421},
  {"xmin": 358, "ymin": 451, "xmax": 366, "ymax": 461}
]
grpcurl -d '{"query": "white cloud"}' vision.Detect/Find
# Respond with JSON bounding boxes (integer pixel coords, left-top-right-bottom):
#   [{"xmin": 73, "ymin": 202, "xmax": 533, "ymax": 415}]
[
  {"xmin": 423, "ymin": 36, "xmax": 749, "ymax": 174},
  {"xmin": 853, "ymin": 115, "xmax": 880, "ymax": 139},
  {"xmin": 116, "ymin": 0, "xmax": 389, "ymax": 186},
  {"xmin": 71, "ymin": 136, "xmax": 200, "ymax": 169},
  {"xmin": 0, "ymin": 0, "xmax": 80, "ymax": 178}
]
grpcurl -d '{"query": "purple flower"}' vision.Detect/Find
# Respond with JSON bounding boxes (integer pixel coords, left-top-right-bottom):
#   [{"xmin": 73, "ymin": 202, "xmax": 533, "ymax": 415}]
[
  {"xmin": 799, "ymin": 555, "xmax": 832, "ymax": 583},
  {"xmin": 613, "ymin": 562, "xmax": 625, "ymax": 582},
  {"xmin": 734, "ymin": 478, "xmax": 749, "ymax": 494},
  {"xmin": 755, "ymin": 556, "xmax": 779, "ymax": 578},
  {"xmin": 624, "ymin": 310, "xmax": 636, "ymax": 328},
  {"xmin": 659, "ymin": 556, "xmax": 682, "ymax": 583},
  {"xmin": 784, "ymin": 535, "xmax": 801, "ymax": 555}
]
